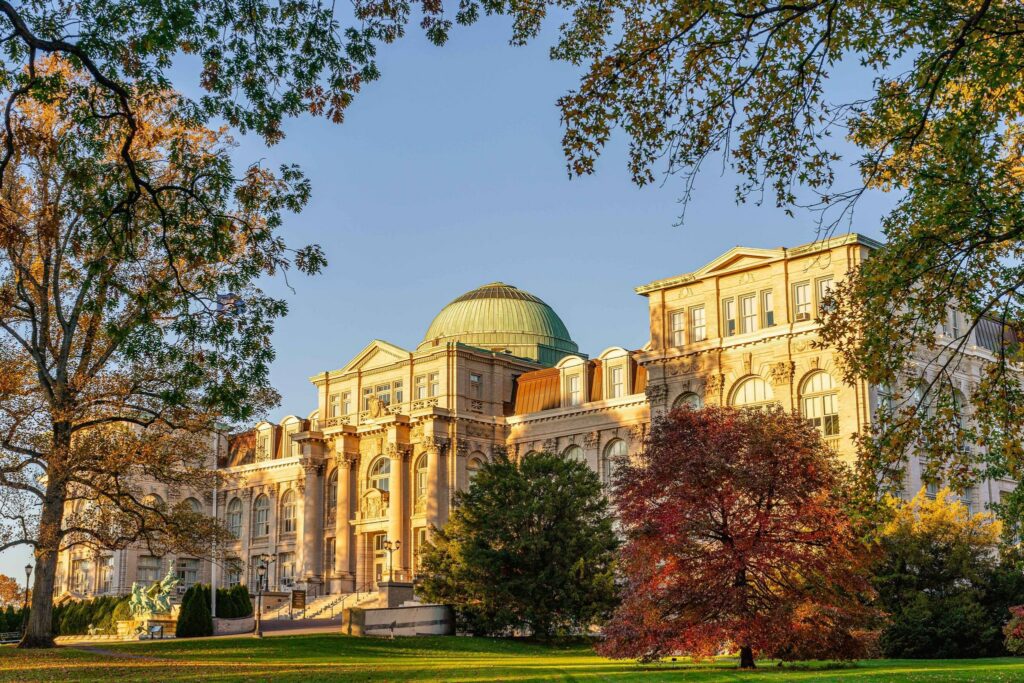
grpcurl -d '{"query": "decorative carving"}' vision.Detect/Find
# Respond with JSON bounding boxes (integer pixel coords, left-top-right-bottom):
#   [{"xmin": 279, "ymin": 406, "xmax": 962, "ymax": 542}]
[
  {"xmin": 627, "ymin": 424, "xmax": 645, "ymax": 443},
  {"xmin": 542, "ymin": 438, "xmax": 558, "ymax": 454},
  {"xmin": 410, "ymin": 424, "xmax": 424, "ymax": 441},
  {"xmin": 467, "ymin": 423, "xmax": 492, "ymax": 439},
  {"xmin": 704, "ymin": 374, "xmax": 724, "ymax": 398},
  {"xmin": 368, "ymin": 397, "xmax": 388, "ymax": 419},
  {"xmin": 645, "ymin": 384, "xmax": 668, "ymax": 406},
  {"xmin": 361, "ymin": 489, "xmax": 388, "ymax": 519},
  {"xmin": 491, "ymin": 444, "xmax": 508, "ymax": 458},
  {"xmin": 456, "ymin": 441, "xmax": 469, "ymax": 457},
  {"xmin": 384, "ymin": 443, "xmax": 411, "ymax": 461},
  {"xmin": 411, "ymin": 398, "xmax": 439, "ymax": 411},
  {"xmin": 470, "ymin": 400, "xmax": 484, "ymax": 413},
  {"xmin": 743, "ymin": 353, "xmax": 752, "ymax": 375},
  {"xmin": 810, "ymin": 356, "xmax": 820, "ymax": 370},
  {"xmin": 583, "ymin": 431, "xmax": 600, "ymax": 449},
  {"xmin": 422, "ymin": 436, "xmax": 450, "ymax": 455},
  {"xmin": 768, "ymin": 361, "xmax": 795, "ymax": 386}
]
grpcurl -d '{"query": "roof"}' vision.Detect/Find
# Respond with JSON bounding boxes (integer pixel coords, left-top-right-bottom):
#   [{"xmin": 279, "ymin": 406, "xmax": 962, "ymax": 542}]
[
  {"xmin": 418, "ymin": 282, "xmax": 578, "ymax": 366},
  {"xmin": 635, "ymin": 232, "xmax": 884, "ymax": 295}
]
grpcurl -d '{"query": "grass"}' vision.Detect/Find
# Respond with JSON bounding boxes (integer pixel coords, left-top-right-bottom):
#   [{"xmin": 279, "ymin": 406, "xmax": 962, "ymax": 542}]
[{"xmin": 2, "ymin": 634, "xmax": 1024, "ymax": 682}]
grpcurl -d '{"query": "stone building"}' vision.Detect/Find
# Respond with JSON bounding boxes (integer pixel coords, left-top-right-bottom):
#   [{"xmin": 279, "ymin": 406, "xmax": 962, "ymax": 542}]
[{"xmin": 55, "ymin": 233, "xmax": 1018, "ymax": 602}]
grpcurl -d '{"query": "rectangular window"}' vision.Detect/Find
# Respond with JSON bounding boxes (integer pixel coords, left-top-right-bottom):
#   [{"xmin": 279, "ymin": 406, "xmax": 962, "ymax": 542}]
[
  {"xmin": 610, "ymin": 366, "xmax": 624, "ymax": 398},
  {"xmin": 950, "ymin": 309, "xmax": 961, "ymax": 338},
  {"xmin": 226, "ymin": 558, "xmax": 242, "ymax": 587},
  {"xmin": 71, "ymin": 559, "xmax": 91, "ymax": 593},
  {"xmin": 740, "ymin": 294, "xmax": 757, "ymax": 333},
  {"xmin": 393, "ymin": 379, "xmax": 403, "ymax": 404},
  {"xmin": 568, "ymin": 375, "xmax": 581, "ymax": 406},
  {"xmin": 469, "ymin": 373, "xmax": 483, "ymax": 399},
  {"xmin": 98, "ymin": 556, "xmax": 113, "ymax": 593},
  {"xmin": 761, "ymin": 290, "xmax": 775, "ymax": 327},
  {"xmin": 722, "ymin": 298, "xmax": 736, "ymax": 336},
  {"xmin": 362, "ymin": 386, "xmax": 373, "ymax": 410},
  {"xmin": 325, "ymin": 538, "xmax": 336, "ymax": 576},
  {"xmin": 428, "ymin": 372, "xmax": 440, "ymax": 397},
  {"xmin": 793, "ymin": 282, "xmax": 812, "ymax": 320},
  {"xmin": 177, "ymin": 558, "xmax": 200, "ymax": 588},
  {"xmin": 328, "ymin": 393, "xmax": 340, "ymax": 418},
  {"xmin": 926, "ymin": 481, "xmax": 939, "ymax": 500},
  {"xmin": 341, "ymin": 391, "xmax": 351, "ymax": 415},
  {"xmin": 278, "ymin": 552, "xmax": 296, "ymax": 587},
  {"xmin": 375, "ymin": 383, "xmax": 391, "ymax": 405},
  {"xmin": 816, "ymin": 277, "xmax": 834, "ymax": 313},
  {"xmin": 670, "ymin": 310, "xmax": 686, "ymax": 346},
  {"xmin": 137, "ymin": 556, "xmax": 161, "ymax": 584},
  {"xmin": 256, "ymin": 434, "xmax": 270, "ymax": 462},
  {"xmin": 690, "ymin": 306, "xmax": 706, "ymax": 342},
  {"xmin": 414, "ymin": 528, "xmax": 429, "ymax": 570},
  {"xmin": 414, "ymin": 374, "xmax": 427, "ymax": 399}
]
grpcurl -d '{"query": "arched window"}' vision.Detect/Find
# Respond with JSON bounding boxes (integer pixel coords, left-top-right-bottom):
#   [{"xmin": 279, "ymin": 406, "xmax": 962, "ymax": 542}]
[
  {"xmin": 562, "ymin": 445, "xmax": 585, "ymax": 463},
  {"xmin": 142, "ymin": 493, "xmax": 164, "ymax": 509},
  {"xmin": 251, "ymin": 494, "xmax": 270, "ymax": 538},
  {"xmin": 280, "ymin": 489, "xmax": 297, "ymax": 534},
  {"xmin": 523, "ymin": 451, "xmax": 539, "ymax": 458},
  {"xmin": 729, "ymin": 376, "xmax": 775, "ymax": 409},
  {"xmin": 800, "ymin": 371, "xmax": 839, "ymax": 436},
  {"xmin": 326, "ymin": 469, "xmax": 338, "ymax": 514},
  {"xmin": 414, "ymin": 455, "xmax": 428, "ymax": 502},
  {"xmin": 226, "ymin": 498, "xmax": 242, "ymax": 539},
  {"xmin": 672, "ymin": 392, "xmax": 702, "ymax": 410},
  {"xmin": 467, "ymin": 453, "xmax": 485, "ymax": 486},
  {"xmin": 184, "ymin": 497, "xmax": 202, "ymax": 514},
  {"xmin": 602, "ymin": 439, "xmax": 627, "ymax": 483},
  {"xmin": 369, "ymin": 457, "xmax": 390, "ymax": 492}
]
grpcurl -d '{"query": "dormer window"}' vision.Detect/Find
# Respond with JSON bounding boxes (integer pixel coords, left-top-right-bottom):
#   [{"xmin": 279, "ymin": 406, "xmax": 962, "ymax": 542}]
[
  {"xmin": 567, "ymin": 375, "xmax": 581, "ymax": 406},
  {"xmin": 609, "ymin": 366, "xmax": 624, "ymax": 399}
]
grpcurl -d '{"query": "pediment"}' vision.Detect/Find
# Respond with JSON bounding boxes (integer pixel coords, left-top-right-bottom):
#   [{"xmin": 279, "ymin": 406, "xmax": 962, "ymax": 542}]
[
  {"xmin": 340, "ymin": 339, "xmax": 410, "ymax": 374},
  {"xmin": 699, "ymin": 248, "xmax": 783, "ymax": 276}
]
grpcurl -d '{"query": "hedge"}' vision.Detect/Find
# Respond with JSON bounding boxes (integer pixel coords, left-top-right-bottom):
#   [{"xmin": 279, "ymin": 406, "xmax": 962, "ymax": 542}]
[{"xmin": 51, "ymin": 596, "xmax": 127, "ymax": 635}]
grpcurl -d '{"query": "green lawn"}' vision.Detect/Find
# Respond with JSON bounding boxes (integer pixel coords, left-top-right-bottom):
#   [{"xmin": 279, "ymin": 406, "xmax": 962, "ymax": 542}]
[{"xmin": 2, "ymin": 634, "xmax": 1023, "ymax": 682}]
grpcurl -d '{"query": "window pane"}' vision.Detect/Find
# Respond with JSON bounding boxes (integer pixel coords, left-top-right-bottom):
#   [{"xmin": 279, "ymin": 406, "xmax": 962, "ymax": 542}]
[
  {"xmin": 740, "ymin": 295, "xmax": 756, "ymax": 333},
  {"xmin": 670, "ymin": 311, "xmax": 685, "ymax": 346},
  {"xmin": 690, "ymin": 306, "xmax": 706, "ymax": 342}
]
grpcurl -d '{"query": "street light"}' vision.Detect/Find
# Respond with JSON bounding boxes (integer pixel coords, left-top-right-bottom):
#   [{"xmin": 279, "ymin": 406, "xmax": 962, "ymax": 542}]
[
  {"xmin": 254, "ymin": 563, "xmax": 267, "ymax": 639},
  {"xmin": 22, "ymin": 564, "xmax": 32, "ymax": 635},
  {"xmin": 383, "ymin": 540, "xmax": 401, "ymax": 583}
]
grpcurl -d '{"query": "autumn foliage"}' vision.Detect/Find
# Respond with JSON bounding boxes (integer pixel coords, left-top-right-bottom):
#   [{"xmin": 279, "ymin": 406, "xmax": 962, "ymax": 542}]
[{"xmin": 599, "ymin": 405, "xmax": 877, "ymax": 667}]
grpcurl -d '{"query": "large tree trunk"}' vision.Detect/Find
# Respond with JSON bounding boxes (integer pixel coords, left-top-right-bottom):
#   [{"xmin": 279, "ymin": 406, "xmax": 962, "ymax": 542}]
[
  {"xmin": 19, "ymin": 424, "xmax": 69, "ymax": 648},
  {"xmin": 739, "ymin": 645, "xmax": 755, "ymax": 669}
]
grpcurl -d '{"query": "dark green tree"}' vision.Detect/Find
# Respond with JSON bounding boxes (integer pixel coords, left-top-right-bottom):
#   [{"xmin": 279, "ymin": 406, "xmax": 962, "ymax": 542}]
[
  {"xmin": 176, "ymin": 584, "xmax": 213, "ymax": 638},
  {"xmin": 417, "ymin": 451, "xmax": 618, "ymax": 638}
]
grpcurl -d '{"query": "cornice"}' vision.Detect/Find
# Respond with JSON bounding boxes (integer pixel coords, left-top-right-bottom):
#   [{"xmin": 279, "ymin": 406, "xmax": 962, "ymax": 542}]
[{"xmin": 506, "ymin": 395, "xmax": 649, "ymax": 426}]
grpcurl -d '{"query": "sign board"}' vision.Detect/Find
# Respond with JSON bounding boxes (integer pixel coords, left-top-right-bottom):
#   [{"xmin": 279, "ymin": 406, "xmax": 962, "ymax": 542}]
[{"xmin": 291, "ymin": 589, "xmax": 306, "ymax": 610}]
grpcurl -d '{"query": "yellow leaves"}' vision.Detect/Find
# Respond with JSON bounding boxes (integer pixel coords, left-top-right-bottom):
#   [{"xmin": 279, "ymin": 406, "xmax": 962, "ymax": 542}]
[{"xmin": 882, "ymin": 487, "xmax": 1002, "ymax": 548}]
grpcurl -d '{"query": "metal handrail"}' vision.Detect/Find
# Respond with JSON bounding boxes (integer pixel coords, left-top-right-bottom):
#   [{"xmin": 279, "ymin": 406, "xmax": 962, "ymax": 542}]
[{"xmin": 332, "ymin": 581, "xmax": 377, "ymax": 618}]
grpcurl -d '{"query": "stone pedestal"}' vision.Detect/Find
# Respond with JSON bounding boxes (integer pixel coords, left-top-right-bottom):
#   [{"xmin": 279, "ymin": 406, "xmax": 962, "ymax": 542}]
[{"xmin": 377, "ymin": 580, "xmax": 414, "ymax": 608}]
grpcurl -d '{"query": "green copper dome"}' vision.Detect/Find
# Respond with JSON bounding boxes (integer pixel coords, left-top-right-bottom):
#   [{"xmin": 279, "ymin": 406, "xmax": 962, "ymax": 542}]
[{"xmin": 419, "ymin": 282, "xmax": 578, "ymax": 366}]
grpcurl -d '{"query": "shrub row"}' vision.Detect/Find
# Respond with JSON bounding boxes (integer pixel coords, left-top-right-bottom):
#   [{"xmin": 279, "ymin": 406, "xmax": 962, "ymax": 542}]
[
  {"xmin": 176, "ymin": 584, "xmax": 253, "ymax": 638},
  {"xmin": 51, "ymin": 595, "xmax": 128, "ymax": 635}
]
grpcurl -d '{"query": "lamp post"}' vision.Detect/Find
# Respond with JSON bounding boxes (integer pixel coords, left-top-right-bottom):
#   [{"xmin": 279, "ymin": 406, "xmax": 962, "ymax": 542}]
[
  {"xmin": 21, "ymin": 564, "xmax": 32, "ymax": 634},
  {"xmin": 254, "ymin": 563, "xmax": 266, "ymax": 639},
  {"xmin": 383, "ymin": 539, "xmax": 401, "ymax": 583}
]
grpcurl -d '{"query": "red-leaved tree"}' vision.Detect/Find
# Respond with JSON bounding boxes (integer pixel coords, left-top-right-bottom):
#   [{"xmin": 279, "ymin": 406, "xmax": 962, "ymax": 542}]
[{"xmin": 599, "ymin": 405, "xmax": 877, "ymax": 668}]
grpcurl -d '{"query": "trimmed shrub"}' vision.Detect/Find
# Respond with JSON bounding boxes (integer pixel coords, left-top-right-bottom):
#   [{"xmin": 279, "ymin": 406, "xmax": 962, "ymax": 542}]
[{"xmin": 176, "ymin": 584, "xmax": 213, "ymax": 638}]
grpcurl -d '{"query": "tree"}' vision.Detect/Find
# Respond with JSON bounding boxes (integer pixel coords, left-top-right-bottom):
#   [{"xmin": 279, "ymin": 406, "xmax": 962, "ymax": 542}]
[
  {"xmin": 176, "ymin": 584, "xmax": 213, "ymax": 638},
  {"xmin": 599, "ymin": 406, "xmax": 876, "ymax": 668},
  {"xmin": 0, "ymin": 573, "xmax": 22, "ymax": 606},
  {"xmin": 0, "ymin": 58, "xmax": 320, "ymax": 647},
  {"xmin": 873, "ymin": 487, "xmax": 1022, "ymax": 658},
  {"xmin": 417, "ymin": 450, "xmax": 618, "ymax": 638}
]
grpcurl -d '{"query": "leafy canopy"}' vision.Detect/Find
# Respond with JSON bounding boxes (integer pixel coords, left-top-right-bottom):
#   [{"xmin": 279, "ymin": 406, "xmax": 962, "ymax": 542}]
[
  {"xmin": 417, "ymin": 450, "xmax": 618, "ymax": 638},
  {"xmin": 600, "ymin": 406, "xmax": 877, "ymax": 666}
]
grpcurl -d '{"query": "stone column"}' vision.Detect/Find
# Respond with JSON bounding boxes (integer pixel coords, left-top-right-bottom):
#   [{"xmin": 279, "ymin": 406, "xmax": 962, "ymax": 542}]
[
  {"xmin": 334, "ymin": 456, "xmax": 355, "ymax": 592},
  {"xmin": 423, "ymin": 436, "xmax": 447, "ymax": 530},
  {"xmin": 386, "ymin": 443, "xmax": 408, "ymax": 577},
  {"xmin": 299, "ymin": 460, "xmax": 322, "ymax": 595}
]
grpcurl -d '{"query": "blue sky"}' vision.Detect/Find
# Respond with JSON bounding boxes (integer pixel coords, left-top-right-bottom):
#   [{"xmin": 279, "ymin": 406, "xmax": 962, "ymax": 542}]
[{"xmin": 0, "ymin": 15, "xmax": 895, "ymax": 579}]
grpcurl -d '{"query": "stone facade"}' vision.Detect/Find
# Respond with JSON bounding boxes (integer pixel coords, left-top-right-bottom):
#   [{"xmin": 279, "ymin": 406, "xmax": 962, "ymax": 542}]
[{"xmin": 56, "ymin": 234, "xmax": 1017, "ymax": 601}]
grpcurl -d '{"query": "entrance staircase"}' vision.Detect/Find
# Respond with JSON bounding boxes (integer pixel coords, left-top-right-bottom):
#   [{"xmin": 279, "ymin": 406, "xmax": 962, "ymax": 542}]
[{"xmin": 265, "ymin": 584, "xmax": 379, "ymax": 621}]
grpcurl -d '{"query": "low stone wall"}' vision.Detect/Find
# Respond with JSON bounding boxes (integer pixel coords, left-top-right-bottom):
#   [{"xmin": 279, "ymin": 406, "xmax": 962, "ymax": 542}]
[
  {"xmin": 343, "ymin": 604, "xmax": 454, "ymax": 637},
  {"xmin": 213, "ymin": 616, "xmax": 255, "ymax": 636}
]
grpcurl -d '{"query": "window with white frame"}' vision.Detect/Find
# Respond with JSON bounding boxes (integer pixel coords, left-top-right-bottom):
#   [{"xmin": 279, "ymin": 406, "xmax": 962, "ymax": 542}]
[
  {"xmin": 800, "ymin": 371, "xmax": 840, "ymax": 437},
  {"xmin": 429, "ymin": 372, "xmax": 440, "ymax": 397},
  {"xmin": 256, "ymin": 433, "xmax": 270, "ymax": 462},
  {"xmin": 98, "ymin": 556, "xmax": 113, "ymax": 593},
  {"xmin": 415, "ymin": 454, "xmax": 428, "ymax": 502},
  {"xmin": 562, "ymin": 445, "xmax": 585, "ymax": 463},
  {"xmin": 329, "ymin": 392, "xmax": 340, "ymax": 417},
  {"xmin": 137, "ymin": 555, "xmax": 161, "ymax": 584},
  {"xmin": 672, "ymin": 392, "xmax": 703, "ymax": 410},
  {"xmin": 602, "ymin": 439, "xmax": 627, "ymax": 483},
  {"xmin": 177, "ymin": 558, "xmax": 200, "ymax": 588},
  {"xmin": 394, "ymin": 379, "xmax": 404, "ymax": 403},
  {"xmin": 816, "ymin": 277, "xmax": 834, "ymax": 314},
  {"xmin": 225, "ymin": 558, "xmax": 242, "ymax": 587},
  {"xmin": 278, "ymin": 552, "xmax": 296, "ymax": 586},
  {"xmin": 414, "ymin": 374, "xmax": 427, "ymax": 399},
  {"xmin": 280, "ymin": 489, "xmax": 297, "ymax": 534},
  {"xmin": 341, "ymin": 391, "xmax": 351, "ymax": 414},
  {"xmin": 722, "ymin": 298, "xmax": 737, "ymax": 336},
  {"xmin": 609, "ymin": 366, "xmax": 625, "ymax": 398},
  {"xmin": 670, "ymin": 310, "xmax": 686, "ymax": 346},
  {"xmin": 793, "ymin": 281, "xmax": 812, "ymax": 320},
  {"xmin": 567, "ymin": 374, "xmax": 581, "ymax": 406},
  {"xmin": 71, "ymin": 558, "xmax": 91, "ymax": 593},
  {"xmin": 467, "ymin": 455, "xmax": 485, "ymax": 486},
  {"xmin": 362, "ymin": 386, "xmax": 374, "ymax": 410},
  {"xmin": 375, "ymin": 383, "xmax": 392, "ymax": 405},
  {"xmin": 251, "ymin": 494, "xmax": 270, "ymax": 538},
  {"xmin": 690, "ymin": 306, "xmax": 706, "ymax": 342},
  {"xmin": 326, "ymin": 470, "xmax": 338, "ymax": 515},
  {"xmin": 740, "ymin": 293, "xmax": 757, "ymax": 333},
  {"xmin": 369, "ymin": 457, "xmax": 390, "ymax": 492},
  {"xmin": 325, "ymin": 538, "xmax": 336, "ymax": 575},
  {"xmin": 730, "ymin": 376, "xmax": 776, "ymax": 409},
  {"xmin": 226, "ymin": 498, "xmax": 242, "ymax": 539},
  {"xmin": 761, "ymin": 290, "xmax": 775, "ymax": 327},
  {"xmin": 926, "ymin": 481, "xmax": 939, "ymax": 499}
]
